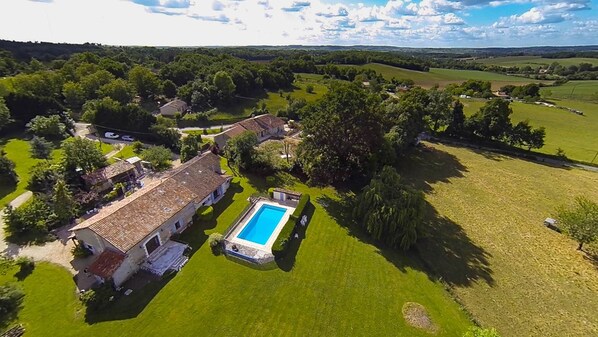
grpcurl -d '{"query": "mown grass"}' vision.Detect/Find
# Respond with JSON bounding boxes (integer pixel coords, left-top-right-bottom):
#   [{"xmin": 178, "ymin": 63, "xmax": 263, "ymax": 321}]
[
  {"xmin": 210, "ymin": 74, "xmax": 328, "ymax": 120},
  {"xmin": 341, "ymin": 63, "xmax": 550, "ymax": 89},
  {"xmin": 0, "ymin": 136, "xmax": 113, "ymax": 206},
  {"xmin": 6, "ymin": 159, "xmax": 472, "ymax": 337},
  {"xmin": 472, "ymin": 56, "xmax": 598, "ymax": 68},
  {"xmin": 541, "ymin": 81, "xmax": 598, "ymax": 102},
  {"xmin": 399, "ymin": 142, "xmax": 598, "ymax": 337},
  {"xmin": 461, "ymin": 99, "xmax": 598, "ymax": 162}
]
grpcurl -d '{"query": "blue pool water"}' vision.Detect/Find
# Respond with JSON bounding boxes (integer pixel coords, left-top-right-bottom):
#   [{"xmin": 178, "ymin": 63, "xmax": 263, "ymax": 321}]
[{"xmin": 237, "ymin": 204, "xmax": 287, "ymax": 245}]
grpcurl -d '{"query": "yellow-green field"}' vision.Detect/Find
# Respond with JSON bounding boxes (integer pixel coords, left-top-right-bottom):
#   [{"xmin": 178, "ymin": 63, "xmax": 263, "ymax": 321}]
[
  {"xmin": 211, "ymin": 74, "xmax": 328, "ymax": 120},
  {"xmin": 541, "ymin": 81, "xmax": 598, "ymax": 102},
  {"xmin": 460, "ymin": 99, "xmax": 598, "ymax": 163},
  {"xmin": 472, "ymin": 56, "xmax": 598, "ymax": 68},
  {"xmin": 400, "ymin": 142, "xmax": 598, "ymax": 337},
  {"xmin": 340, "ymin": 63, "xmax": 550, "ymax": 89}
]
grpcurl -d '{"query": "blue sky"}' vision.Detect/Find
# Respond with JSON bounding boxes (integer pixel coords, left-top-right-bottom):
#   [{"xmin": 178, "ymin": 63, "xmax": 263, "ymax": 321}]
[{"xmin": 0, "ymin": 0, "xmax": 596, "ymax": 47}]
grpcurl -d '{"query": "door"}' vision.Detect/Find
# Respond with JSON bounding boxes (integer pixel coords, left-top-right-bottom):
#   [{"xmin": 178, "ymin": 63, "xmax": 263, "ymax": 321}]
[{"xmin": 145, "ymin": 235, "xmax": 161, "ymax": 256}]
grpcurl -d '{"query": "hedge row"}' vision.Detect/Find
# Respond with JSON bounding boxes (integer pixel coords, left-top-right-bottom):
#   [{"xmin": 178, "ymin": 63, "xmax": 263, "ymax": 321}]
[{"xmin": 272, "ymin": 194, "xmax": 310, "ymax": 257}]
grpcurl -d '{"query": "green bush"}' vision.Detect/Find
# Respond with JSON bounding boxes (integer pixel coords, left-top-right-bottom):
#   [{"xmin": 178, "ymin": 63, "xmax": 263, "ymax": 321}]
[
  {"xmin": 265, "ymin": 176, "xmax": 275, "ymax": 186},
  {"xmin": 0, "ymin": 284, "xmax": 25, "ymax": 317},
  {"xmin": 15, "ymin": 256, "xmax": 34, "ymax": 273},
  {"xmin": 291, "ymin": 194, "xmax": 310, "ymax": 219},
  {"xmin": 208, "ymin": 233, "xmax": 223, "ymax": 254},
  {"xmin": 80, "ymin": 283, "xmax": 117, "ymax": 311},
  {"xmin": 268, "ymin": 187, "xmax": 275, "ymax": 198},
  {"xmin": 103, "ymin": 189, "xmax": 119, "ymax": 202},
  {"xmin": 71, "ymin": 244, "xmax": 92, "ymax": 258},
  {"xmin": 196, "ymin": 206, "xmax": 214, "ymax": 221},
  {"xmin": 271, "ymin": 218, "xmax": 296, "ymax": 257}
]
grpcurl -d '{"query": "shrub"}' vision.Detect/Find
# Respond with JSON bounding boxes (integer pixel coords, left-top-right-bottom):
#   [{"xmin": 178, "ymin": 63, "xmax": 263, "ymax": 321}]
[
  {"xmin": 266, "ymin": 176, "xmax": 275, "ymax": 186},
  {"xmin": 0, "ymin": 284, "xmax": 25, "ymax": 317},
  {"xmin": 103, "ymin": 189, "xmax": 119, "ymax": 202},
  {"xmin": 208, "ymin": 233, "xmax": 223, "ymax": 254},
  {"xmin": 80, "ymin": 283, "xmax": 117, "ymax": 311},
  {"xmin": 71, "ymin": 244, "xmax": 92, "ymax": 258},
  {"xmin": 196, "ymin": 206, "xmax": 214, "ymax": 221},
  {"xmin": 131, "ymin": 141, "xmax": 144, "ymax": 154},
  {"xmin": 271, "ymin": 218, "xmax": 296, "ymax": 257},
  {"xmin": 113, "ymin": 183, "xmax": 125, "ymax": 196},
  {"xmin": 268, "ymin": 187, "xmax": 275, "ymax": 198},
  {"xmin": 15, "ymin": 256, "xmax": 34, "ymax": 273},
  {"xmin": 291, "ymin": 194, "xmax": 310, "ymax": 219},
  {"xmin": 306, "ymin": 84, "xmax": 314, "ymax": 93}
]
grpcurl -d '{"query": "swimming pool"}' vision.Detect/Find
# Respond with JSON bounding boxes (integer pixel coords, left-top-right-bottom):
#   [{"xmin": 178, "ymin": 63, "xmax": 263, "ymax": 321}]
[{"xmin": 237, "ymin": 204, "xmax": 287, "ymax": 245}]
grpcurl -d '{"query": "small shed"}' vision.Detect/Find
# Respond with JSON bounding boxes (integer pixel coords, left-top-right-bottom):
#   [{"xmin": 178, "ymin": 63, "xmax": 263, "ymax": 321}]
[{"xmin": 272, "ymin": 188, "xmax": 302, "ymax": 203}]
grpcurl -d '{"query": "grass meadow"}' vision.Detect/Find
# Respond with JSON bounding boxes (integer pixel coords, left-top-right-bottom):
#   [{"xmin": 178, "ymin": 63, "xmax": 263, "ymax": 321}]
[
  {"xmin": 541, "ymin": 81, "xmax": 598, "ymax": 102},
  {"xmin": 1, "ymin": 159, "xmax": 472, "ymax": 337},
  {"xmin": 341, "ymin": 63, "xmax": 550, "ymax": 89},
  {"xmin": 399, "ymin": 142, "xmax": 598, "ymax": 337},
  {"xmin": 460, "ymin": 99, "xmax": 598, "ymax": 163}
]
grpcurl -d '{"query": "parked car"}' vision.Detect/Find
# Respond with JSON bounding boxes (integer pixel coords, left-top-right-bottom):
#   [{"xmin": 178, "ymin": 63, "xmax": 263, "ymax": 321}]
[
  {"xmin": 121, "ymin": 135, "xmax": 135, "ymax": 141},
  {"xmin": 104, "ymin": 132, "xmax": 120, "ymax": 139}
]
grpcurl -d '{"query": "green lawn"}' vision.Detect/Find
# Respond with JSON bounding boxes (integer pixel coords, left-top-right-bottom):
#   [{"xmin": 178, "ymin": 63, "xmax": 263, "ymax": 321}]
[
  {"xmin": 4, "ymin": 159, "xmax": 472, "ymax": 336},
  {"xmin": 541, "ymin": 81, "xmax": 598, "ymax": 102},
  {"xmin": 472, "ymin": 56, "xmax": 598, "ymax": 68},
  {"xmin": 460, "ymin": 99, "xmax": 598, "ymax": 162},
  {"xmin": 399, "ymin": 142, "xmax": 598, "ymax": 337},
  {"xmin": 0, "ymin": 137, "xmax": 113, "ymax": 206},
  {"xmin": 109, "ymin": 145, "xmax": 137, "ymax": 163},
  {"xmin": 210, "ymin": 74, "xmax": 328, "ymax": 120},
  {"xmin": 340, "ymin": 63, "xmax": 550, "ymax": 89}
]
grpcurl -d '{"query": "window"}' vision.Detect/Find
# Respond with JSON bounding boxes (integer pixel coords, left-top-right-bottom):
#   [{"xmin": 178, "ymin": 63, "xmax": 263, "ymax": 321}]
[
  {"xmin": 144, "ymin": 235, "xmax": 161, "ymax": 256},
  {"xmin": 174, "ymin": 221, "xmax": 181, "ymax": 230},
  {"xmin": 213, "ymin": 188, "xmax": 220, "ymax": 199}
]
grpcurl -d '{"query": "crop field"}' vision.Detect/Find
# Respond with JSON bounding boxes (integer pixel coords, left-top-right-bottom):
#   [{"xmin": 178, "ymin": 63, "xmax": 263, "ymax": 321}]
[
  {"xmin": 343, "ymin": 63, "xmax": 550, "ymax": 90},
  {"xmin": 541, "ymin": 81, "xmax": 598, "ymax": 102},
  {"xmin": 210, "ymin": 73, "xmax": 328, "ymax": 120},
  {"xmin": 472, "ymin": 56, "xmax": 598, "ymax": 68},
  {"xmin": 460, "ymin": 99, "xmax": 598, "ymax": 163},
  {"xmin": 399, "ymin": 142, "xmax": 598, "ymax": 337}
]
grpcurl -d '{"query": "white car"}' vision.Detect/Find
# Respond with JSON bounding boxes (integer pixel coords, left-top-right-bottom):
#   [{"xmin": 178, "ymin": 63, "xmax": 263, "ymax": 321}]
[
  {"xmin": 121, "ymin": 135, "xmax": 135, "ymax": 142},
  {"xmin": 104, "ymin": 132, "xmax": 120, "ymax": 139}
]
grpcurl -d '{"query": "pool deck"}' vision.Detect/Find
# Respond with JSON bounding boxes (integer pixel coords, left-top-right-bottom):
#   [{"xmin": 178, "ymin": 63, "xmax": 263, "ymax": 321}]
[{"xmin": 226, "ymin": 200, "xmax": 295, "ymax": 253}]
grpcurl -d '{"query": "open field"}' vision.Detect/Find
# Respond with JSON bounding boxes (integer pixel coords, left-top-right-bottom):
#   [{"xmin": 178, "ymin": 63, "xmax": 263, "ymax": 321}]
[
  {"xmin": 541, "ymin": 81, "xmax": 598, "ymax": 102},
  {"xmin": 460, "ymin": 99, "xmax": 598, "ymax": 163},
  {"xmin": 210, "ymin": 73, "xmax": 328, "ymax": 120},
  {"xmin": 472, "ymin": 56, "xmax": 598, "ymax": 68},
  {"xmin": 399, "ymin": 142, "xmax": 598, "ymax": 337},
  {"xmin": 0, "ymin": 136, "xmax": 113, "ymax": 206},
  {"xmin": 341, "ymin": 63, "xmax": 550, "ymax": 89},
  {"xmin": 2, "ymin": 159, "xmax": 471, "ymax": 336}
]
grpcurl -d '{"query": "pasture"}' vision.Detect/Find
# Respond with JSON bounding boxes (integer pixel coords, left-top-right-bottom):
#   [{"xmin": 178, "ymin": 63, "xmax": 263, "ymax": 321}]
[
  {"xmin": 342, "ymin": 63, "xmax": 550, "ymax": 90},
  {"xmin": 472, "ymin": 56, "xmax": 598, "ymax": 68},
  {"xmin": 541, "ymin": 80, "xmax": 598, "ymax": 102},
  {"xmin": 460, "ymin": 99, "xmax": 598, "ymax": 163},
  {"xmin": 210, "ymin": 73, "xmax": 327, "ymax": 120},
  {"xmin": 2, "ymin": 160, "xmax": 472, "ymax": 337},
  {"xmin": 399, "ymin": 142, "xmax": 598, "ymax": 337}
]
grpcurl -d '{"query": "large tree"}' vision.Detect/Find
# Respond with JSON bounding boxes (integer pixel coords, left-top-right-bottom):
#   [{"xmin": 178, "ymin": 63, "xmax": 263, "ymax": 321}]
[
  {"xmin": 445, "ymin": 100, "xmax": 466, "ymax": 137},
  {"xmin": 62, "ymin": 81, "xmax": 86, "ymax": 110},
  {"xmin": 52, "ymin": 179, "xmax": 78, "ymax": 226},
  {"xmin": 180, "ymin": 134, "xmax": 202, "ymax": 163},
  {"xmin": 0, "ymin": 154, "xmax": 18, "ymax": 185},
  {"xmin": 556, "ymin": 196, "xmax": 598, "ymax": 251},
  {"xmin": 353, "ymin": 166, "xmax": 425, "ymax": 250},
  {"xmin": 141, "ymin": 146, "xmax": 172, "ymax": 171},
  {"xmin": 298, "ymin": 81, "xmax": 384, "ymax": 184},
  {"xmin": 26, "ymin": 115, "xmax": 67, "ymax": 139},
  {"xmin": 466, "ymin": 99, "xmax": 513, "ymax": 141},
  {"xmin": 128, "ymin": 65, "xmax": 160, "ymax": 98},
  {"xmin": 213, "ymin": 70, "xmax": 236, "ymax": 101},
  {"xmin": 97, "ymin": 78, "xmax": 134, "ymax": 105},
  {"xmin": 30, "ymin": 136, "xmax": 54, "ymax": 159},
  {"xmin": 426, "ymin": 87, "xmax": 453, "ymax": 132},
  {"xmin": 384, "ymin": 87, "xmax": 429, "ymax": 154},
  {"xmin": 61, "ymin": 137, "xmax": 107, "ymax": 174},
  {"xmin": 225, "ymin": 131, "xmax": 258, "ymax": 170},
  {"xmin": 27, "ymin": 162, "xmax": 61, "ymax": 194},
  {"xmin": 508, "ymin": 120, "xmax": 546, "ymax": 151},
  {"xmin": 0, "ymin": 97, "xmax": 12, "ymax": 131}
]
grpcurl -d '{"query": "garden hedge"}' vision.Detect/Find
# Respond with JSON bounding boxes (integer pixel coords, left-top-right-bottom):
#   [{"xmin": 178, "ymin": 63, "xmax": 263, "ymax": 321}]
[{"xmin": 272, "ymin": 193, "xmax": 310, "ymax": 257}]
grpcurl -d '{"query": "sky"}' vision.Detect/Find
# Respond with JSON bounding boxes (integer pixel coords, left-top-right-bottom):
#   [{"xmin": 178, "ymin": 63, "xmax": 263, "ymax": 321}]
[{"xmin": 0, "ymin": 0, "xmax": 596, "ymax": 47}]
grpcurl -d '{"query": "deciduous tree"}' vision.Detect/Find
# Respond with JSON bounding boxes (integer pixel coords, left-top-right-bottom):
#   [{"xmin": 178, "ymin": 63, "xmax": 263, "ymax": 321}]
[
  {"xmin": 30, "ymin": 136, "xmax": 53, "ymax": 159},
  {"xmin": 61, "ymin": 137, "xmax": 107, "ymax": 174},
  {"xmin": 52, "ymin": 179, "xmax": 78, "ymax": 226},
  {"xmin": 556, "ymin": 196, "xmax": 598, "ymax": 251},
  {"xmin": 141, "ymin": 146, "xmax": 172, "ymax": 171},
  {"xmin": 225, "ymin": 131, "xmax": 257, "ymax": 170}
]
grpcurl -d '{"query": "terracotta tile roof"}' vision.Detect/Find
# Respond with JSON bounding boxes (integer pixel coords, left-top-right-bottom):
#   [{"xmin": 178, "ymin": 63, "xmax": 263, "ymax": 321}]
[
  {"xmin": 88, "ymin": 249, "xmax": 126, "ymax": 279},
  {"xmin": 72, "ymin": 152, "xmax": 228, "ymax": 253},
  {"xmin": 254, "ymin": 114, "xmax": 286, "ymax": 129},
  {"xmin": 237, "ymin": 118, "xmax": 264, "ymax": 133},
  {"xmin": 160, "ymin": 99, "xmax": 187, "ymax": 115},
  {"xmin": 82, "ymin": 161, "xmax": 136, "ymax": 186},
  {"xmin": 223, "ymin": 125, "xmax": 248, "ymax": 138}
]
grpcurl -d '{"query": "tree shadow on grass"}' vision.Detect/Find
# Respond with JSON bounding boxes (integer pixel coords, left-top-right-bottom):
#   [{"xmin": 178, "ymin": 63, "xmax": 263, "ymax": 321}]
[
  {"xmin": 275, "ymin": 202, "xmax": 316, "ymax": 272},
  {"xmin": 398, "ymin": 144, "xmax": 468, "ymax": 193},
  {"xmin": 84, "ymin": 272, "xmax": 175, "ymax": 324},
  {"xmin": 317, "ymin": 193, "xmax": 494, "ymax": 288}
]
